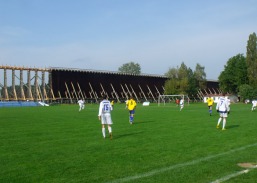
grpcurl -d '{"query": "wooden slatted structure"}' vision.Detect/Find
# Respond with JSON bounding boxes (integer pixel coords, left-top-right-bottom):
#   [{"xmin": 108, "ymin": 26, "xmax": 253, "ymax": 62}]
[{"xmin": 0, "ymin": 65, "xmax": 220, "ymax": 103}]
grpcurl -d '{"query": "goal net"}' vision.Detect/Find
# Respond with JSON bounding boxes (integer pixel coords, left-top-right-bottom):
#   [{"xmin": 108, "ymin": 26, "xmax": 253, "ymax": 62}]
[{"xmin": 158, "ymin": 94, "xmax": 189, "ymax": 106}]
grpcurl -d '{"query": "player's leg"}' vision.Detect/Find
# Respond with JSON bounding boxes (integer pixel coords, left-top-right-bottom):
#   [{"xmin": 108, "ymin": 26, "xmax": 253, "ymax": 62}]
[
  {"xmin": 106, "ymin": 114, "xmax": 113, "ymax": 139},
  {"xmin": 209, "ymin": 106, "xmax": 212, "ymax": 116},
  {"xmin": 130, "ymin": 110, "xmax": 135, "ymax": 123},
  {"xmin": 222, "ymin": 117, "xmax": 227, "ymax": 130},
  {"xmin": 129, "ymin": 111, "xmax": 133, "ymax": 123},
  {"xmin": 102, "ymin": 125, "xmax": 106, "ymax": 138},
  {"xmin": 217, "ymin": 115, "xmax": 222, "ymax": 128},
  {"xmin": 180, "ymin": 104, "xmax": 182, "ymax": 111},
  {"xmin": 108, "ymin": 125, "xmax": 112, "ymax": 139},
  {"xmin": 101, "ymin": 116, "xmax": 106, "ymax": 138}
]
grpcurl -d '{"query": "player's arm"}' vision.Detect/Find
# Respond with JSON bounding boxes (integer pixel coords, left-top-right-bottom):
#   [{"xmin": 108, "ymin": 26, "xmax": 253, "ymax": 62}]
[
  {"xmin": 98, "ymin": 102, "xmax": 103, "ymax": 120},
  {"xmin": 110, "ymin": 102, "xmax": 113, "ymax": 111},
  {"xmin": 216, "ymin": 102, "xmax": 220, "ymax": 112},
  {"xmin": 134, "ymin": 101, "xmax": 137, "ymax": 109}
]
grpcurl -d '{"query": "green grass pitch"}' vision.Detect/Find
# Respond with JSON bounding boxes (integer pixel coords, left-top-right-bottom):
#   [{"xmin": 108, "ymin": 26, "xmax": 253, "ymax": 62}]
[{"xmin": 1, "ymin": 102, "xmax": 257, "ymax": 183}]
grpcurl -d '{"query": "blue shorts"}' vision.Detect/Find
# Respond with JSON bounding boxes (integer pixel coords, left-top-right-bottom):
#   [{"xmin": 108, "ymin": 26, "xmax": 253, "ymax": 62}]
[{"xmin": 129, "ymin": 110, "xmax": 135, "ymax": 115}]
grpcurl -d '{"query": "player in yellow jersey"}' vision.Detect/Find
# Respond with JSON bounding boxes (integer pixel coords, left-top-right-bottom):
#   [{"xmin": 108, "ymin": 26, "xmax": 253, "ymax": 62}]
[
  {"xmin": 126, "ymin": 96, "xmax": 137, "ymax": 124},
  {"xmin": 111, "ymin": 100, "xmax": 114, "ymax": 109},
  {"xmin": 207, "ymin": 96, "xmax": 214, "ymax": 116}
]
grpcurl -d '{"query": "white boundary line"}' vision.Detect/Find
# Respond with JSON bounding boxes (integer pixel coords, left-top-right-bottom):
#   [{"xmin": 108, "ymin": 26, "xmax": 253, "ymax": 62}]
[
  {"xmin": 210, "ymin": 169, "xmax": 250, "ymax": 183},
  {"xmin": 106, "ymin": 143, "xmax": 257, "ymax": 183},
  {"xmin": 210, "ymin": 165, "xmax": 257, "ymax": 183}
]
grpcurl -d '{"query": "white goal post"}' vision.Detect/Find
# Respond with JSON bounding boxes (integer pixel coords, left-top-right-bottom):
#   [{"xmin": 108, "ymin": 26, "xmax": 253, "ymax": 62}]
[{"xmin": 158, "ymin": 94, "xmax": 189, "ymax": 106}]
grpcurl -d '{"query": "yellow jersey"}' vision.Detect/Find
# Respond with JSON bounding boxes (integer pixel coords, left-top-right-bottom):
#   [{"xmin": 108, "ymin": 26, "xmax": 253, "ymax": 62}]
[
  {"xmin": 207, "ymin": 97, "xmax": 214, "ymax": 106},
  {"xmin": 126, "ymin": 99, "xmax": 137, "ymax": 110}
]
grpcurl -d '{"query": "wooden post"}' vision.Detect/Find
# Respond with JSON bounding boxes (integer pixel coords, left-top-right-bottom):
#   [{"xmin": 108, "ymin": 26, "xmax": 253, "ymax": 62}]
[
  {"xmin": 12, "ymin": 69, "xmax": 17, "ymax": 100},
  {"xmin": 20, "ymin": 70, "xmax": 25, "ymax": 100},
  {"xmin": 129, "ymin": 84, "xmax": 139, "ymax": 101},
  {"xmin": 27, "ymin": 70, "xmax": 33, "ymax": 100},
  {"xmin": 77, "ymin": 82, "xmax": 85, "ymax": 99},
  {"xmin": 65, "ymin": 82, "xmax": 73, "ymax": 103},
  {"xmin": 71, "ymin": 81, "xmax": 78, "ymax": 100},
  {"xmin": 42, "ymin": 71, "xmax": 48, "ymax": 100},
  {"xmin": 125, "ymin": 84, "xmax": 131, "ymax": 96},
  {"xmin": 89, "ymin": 82, "xmax": 98, "ymax": 102},
  {"xmin": 147, "ymin": 85, "xmax": 156, "ymax": 102},
  {"xmin": 4, "ymin": 69, "xmax": 9, "ymax": 100},
  {"xmin": 120, "ymin": 84, "xmax": 128, "ymax": 100},
  {"xmin": 34, "ymin": 70, "xmax": 41, "ymax": 101},
  {"xmin": 110, "ymin": 83, "xmax": 120, "ymax": 103},
  {"xmin": 138, "ymin": 84, "xmax": 147, "ymax": 101}
]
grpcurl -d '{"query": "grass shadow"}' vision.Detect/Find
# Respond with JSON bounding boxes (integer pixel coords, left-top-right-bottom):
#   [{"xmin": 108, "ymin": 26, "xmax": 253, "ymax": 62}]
[
  {"xmin": 114, "ymin": 131, "xmax": 144, "ymax": 139},
  {"xmin": 134, "ymin": 120, "xmax": 156, "ymax": 124},
  {"xmin": 226, "ymin": 124, "xmax": 240, "ymax": 129}
]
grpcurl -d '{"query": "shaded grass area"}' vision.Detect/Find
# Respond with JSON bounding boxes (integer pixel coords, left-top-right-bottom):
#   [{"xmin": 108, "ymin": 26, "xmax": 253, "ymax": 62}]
[{"xmin": 0, "ymin": 102, "xmax": 257, "ymax": 182}]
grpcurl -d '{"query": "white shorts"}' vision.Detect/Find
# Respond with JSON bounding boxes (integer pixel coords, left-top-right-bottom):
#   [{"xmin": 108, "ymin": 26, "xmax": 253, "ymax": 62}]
[
  {"xmin": 101, "ymin": 113, "xmax": 112, "ymax": 125},
  {"xmin": 219, "ymin": 112, "xmax": 228, "ymax": 118}
]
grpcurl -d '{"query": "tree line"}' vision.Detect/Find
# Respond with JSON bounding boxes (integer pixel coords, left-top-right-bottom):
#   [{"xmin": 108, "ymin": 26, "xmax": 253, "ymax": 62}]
[
  {"xmin": 219, "ymin": 32, "xmax": 257, "ymax": 101},
  {"xmin": 119, "ymin": 32, "xmax": 257, "ymax": 101}
]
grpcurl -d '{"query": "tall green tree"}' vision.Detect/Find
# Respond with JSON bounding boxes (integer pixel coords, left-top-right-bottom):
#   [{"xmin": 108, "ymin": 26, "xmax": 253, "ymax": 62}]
[
  {"xmin": 177, "ymin": 62, "xmax": 189, "ymax": 92},
  {"xmin": 164, "ymin": 62, "xmax": 205, "ymax": 96},
  {"xmin": 194, "ymin": 63, "xmax": 206, "ymax": 89},
  {"xmin": 238, "ymin": 84, "xmax": 257, "ymax": 102},
  {"xmin": 187, "ymin": 68, "xmax": 198, "ymax": 96},
  {"xmin": 164, "ymin": 67, "xmax": 178, "ymax": 79},
  {"xmin": 118, "ymin": 62, "xmax": 141, "ymax": 74},
  {"xmin": 246, "ymin": 32, "xmax": 257, "ymax": 87},
  {"xmin": 164, "ymin": 79, "xmax": 180, "ymax": 95},
  {"xmin": 218, "ymin": 54, "xmax": 248, "ymax": 94}
]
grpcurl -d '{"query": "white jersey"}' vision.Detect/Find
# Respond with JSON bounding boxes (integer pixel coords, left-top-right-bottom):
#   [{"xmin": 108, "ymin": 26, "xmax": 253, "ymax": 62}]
[
  {"xmin": 98, "ymin": 99, "xmax": 113, "ymax": 116},
  {"xmin": 78, "ymin": 100, "xmax": 84, "ymax": 106},
  {"xmin": 216, "ymin": 97, "xmax": 229, "ymax": 113},
  {"xmin": 78, "ymin": 100, "xmax": 85, "ymax": 111},
  {"xmin": 180, "ymin": 99, "xmax": 184, "ymax": 105},
  {"xmin": 252, "ymin": 100, "xmax": 257, "ymax": 107},
  {"xmin": 227, "ymin": 99, "xmax": 231, "ymax": 106}
]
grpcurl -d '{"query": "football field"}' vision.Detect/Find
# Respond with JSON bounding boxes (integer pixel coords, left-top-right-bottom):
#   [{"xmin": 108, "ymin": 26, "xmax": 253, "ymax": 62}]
[{"xmin": 1, "ymin": 102, "xmax": 257, "ymax": 183}]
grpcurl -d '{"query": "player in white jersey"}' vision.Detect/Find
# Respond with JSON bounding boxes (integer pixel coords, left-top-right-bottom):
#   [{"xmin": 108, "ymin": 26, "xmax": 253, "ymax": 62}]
[
  {"xmin": 180, "ymin": 98, "xmax": 184, "ymax": 111},
  {"xmin": 77, "ymin": 99, "xmax": 85, "ymax": 111},
  {"xmin": 98, "ymin": 95, "xmax": 113, "ymax": 139},
  {"xmin": 252, "ymin": 100, "xmax": 257, "ymax": 111},
  {"xmin": 216, "ymin": 94, "xmax": 230, "ymax": 130}
]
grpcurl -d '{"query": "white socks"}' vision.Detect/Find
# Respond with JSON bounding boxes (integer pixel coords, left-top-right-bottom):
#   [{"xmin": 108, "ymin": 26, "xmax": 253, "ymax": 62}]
[
  {"xmin": 102, "ymin": 126, "xmax": 112, "ymax": 138},
  {"xmin": 102, "ymin": 128, "xmax": 106, "ymax": 138},
  {"xmin": 217, "ymin": 118, "xmax": 222, "ymax": 126},
  {"xmin": 108, "ymin": 126, "xmax": 112, "ymax": 133},
  {"xmin": 222, "ymin": 119, "xmax": 226, "ymax": 129}
]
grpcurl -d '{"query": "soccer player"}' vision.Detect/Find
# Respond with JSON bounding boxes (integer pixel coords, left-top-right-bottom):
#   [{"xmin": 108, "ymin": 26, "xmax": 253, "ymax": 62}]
[
  {"xmin": 176, "ymin": 98, "xmax": 180, "ymax": 107},
  {"xmin": 180, "ymin": 98, "xmax": 184, "ymax": 111},
  {"xmin": 98, "ymin": 95, "xmax": 113, "ymax": 139},
  {"xmin": 251, "ymin": 100, "xmax": 257, "ymax": 111},
  {"xmin": 207, "ymin": 96, "xmax": 214, "ymax": 116},
  {"xmin": 77, "ymin": 99, "xmax": 85, "ymax": 111},
  {"xmin": 216, "ymin": 93, "xmax": 230, "ymax": 130},
  {"xmin": 126, "ymin": 96, "xmax": 137, "ymax": 124},
  {"xmin": 111, "ymin": 100, "xmax": 114, "ymax": 109}
]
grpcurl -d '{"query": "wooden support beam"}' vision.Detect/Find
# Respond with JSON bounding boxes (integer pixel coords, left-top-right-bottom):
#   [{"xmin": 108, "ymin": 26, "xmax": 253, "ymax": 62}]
[
  {"xmin": 65, "ymin": 82, "xmax": 73, "ymax": 103},
  {"xmin": 138, "ymin": 84, "xmax": 147, "ymax": 101}
]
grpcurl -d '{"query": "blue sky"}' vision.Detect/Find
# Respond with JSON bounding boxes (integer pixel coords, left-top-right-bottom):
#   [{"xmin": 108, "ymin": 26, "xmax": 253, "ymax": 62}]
[{"xmin": 0, "ymin": 0, "xmax": 257, "ymax": 80}]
